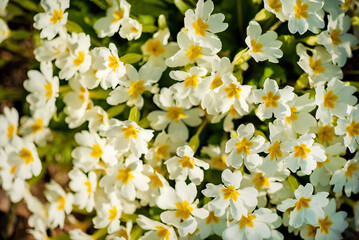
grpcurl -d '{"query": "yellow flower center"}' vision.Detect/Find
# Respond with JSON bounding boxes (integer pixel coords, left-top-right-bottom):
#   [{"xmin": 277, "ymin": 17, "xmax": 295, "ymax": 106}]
[
  {"xmin": 146, "ymin": 39, "xmax": 166, "ymax": 57},
  {"xmin": 268, "ymin": 0, "xmax": 282, "ymax": 12},
  {"xmin": 166, "ymin": 106, "xmax": 186, "ymax": 123},
  {"xmin": 344, "ymin": 163, "xmax": 359, "ymax": 178},
  {"xmin": 184, "ymin": 74, "xmax": 200, "ymax": 88},
  {"xmin": 239, "ymin": 214, "xmax": 256, "ymax": 229},
  {"xmin": 122, "ymin": 125, "xmax": 140, "ymax": 139},
  {"xmin": 285, "ymin": 107, "xmax": 298, "ymax": 123},
  {"xmin": 73, "ymin": 51, "xmax": 85, "ymax": 67},
  {"xmin": 294, "ymin": 143, "xmax": 311, "ymax": 159},
  {"xmin": 97, "ymin": 113, "xmax": 104, "ymax": 123},
  {"xmin": 31, "ymin": 118, "xmax": 44, "ymax": 134},
  {"xmin": 211, "ymin": 75, "xmax": 223, "ymax": 90},
  {"xmin": 323, "ymin": 90, "xmax": 338, "ymax": 109},
  {"xmin": 149, "ymin": 174, "xmax": 163, "ymax": 188},
  {"xmin": 78, "ymin": 86, "xmax": 87, "ymax": 104},
  {"xmin": 128, "ymin": 80, "xmax": 146, "ymax": 98},
  {"xmin": 20, "ymin": 147, "xmax": 34, "ymax": 165},
  {"xmin": 262, "ymin": 91, "xmax": 280, "ymax": 108},
  {"xmin": 175, "ymin": 200, "xmax": 194, "ymax": 219},
  {"xmin": 317, "ymin": 125, "xmax": 334, "ymax": 144},
  {"xmin": 116, "ymin": 167, "xmax": 134, "ymax": 184},
  {"xmin": 330, "ymin": 30, "xmax": 342, "ymax": 46},
  {"xmin": 295, "ymin": 197, "xmax": 311, "ymax": 210},
  {"xmin": 318, "ymin": 215, "xmax": 333, "ymax": 235},
  {"xmin": 91, "ymin": 144, "xmax": 103, "ymax": 159},
  {"xmin": 10, "ymin": 165, "xmax": 17, "ymax": 175},
  {"xmin": 205, "ymin": 211, "xmax": 220, "ymax": 225},
  {"xmin": 211, "ymin": 156, "xmax": 227, "ymax": 170},
  {"xmin": 50, "ymin": 9, "xmax": 63, "ymax": 25},
  {"xmin": 185, "ymin": 45, "xmax": 202, "ymax": 61},
  {"xmin": 131, "ymin": 26, "xmax": 139, "ymax": 33},
  {"xmin": 108, "ymin": 56, "xmax": 120, "ymax": 72},
  {"xmin": 192, "ymin": 17, "xmax": 209, "ymax": 37},
  {"xmin": 155, "ymin": 226, "xmax": 170, "ymax": 240},
  {"xmin": 7, "ymin": 124, "xmax": 15, "ymax": 139},
  {"xmin": 235, "ymin": 137, "xmax": 253, "ymax": 155},
  {"xmin": 155, "ymin": 144, "xmax": 170, "ymax": 160},
  {"xmin": 112, "ymin": 9, "xmax": 124, "ymax": 23},
  {"xmin": 178, "ymin": 155, "xmax": 195, "ymax": 169},
  {"xmin": 308, "ymin": 225, "xmax": 319, "ymax": 237},
  {"xmin": 252, "ymin": 173, "xmax": 270, "ymax": 190},
  {"xmin": 224, "ymin": 83, "xmax": 241, "ymax": 99},
  {"xmin": 44, "ymin": 82, "xmax": 53, "ymax": 98},
  {"xmin": 309, "ymin": 57, "xmax": 325, "ymax": 75},
  {"xmin": 250, "ymin": 39, "xmax": 263, "ymax": 53},
  {"xmin": 346, "ymin": 120, "xmax": 359, "ymax": 138},
  {"xmin": 268, "ymin": 140, "xmax": 282, "ymax": 161},
  {"xmin": 108, "ymin": 205, "xmax": 118, "ymax": 221},
  {"xmin": 294, "ymin": 0, "xmax": 309, "ymax": 19},
  {"xmin": 84, "ymin": 181, "xmax": 92, "ymax": 193},
  {"xmin": 317, "ymin": 155, "xmax": 330, "ymax": 168},
  {"xmin": 229, "ymin": 105, "xmax": 237, "ymax": 116},
  {"xmin": 57, "ymin": 196, "xmax": 66, "ymax": 210},
  {"xmin": 221, "ymin": 185, "xmax": 240, "ymax": 201}
]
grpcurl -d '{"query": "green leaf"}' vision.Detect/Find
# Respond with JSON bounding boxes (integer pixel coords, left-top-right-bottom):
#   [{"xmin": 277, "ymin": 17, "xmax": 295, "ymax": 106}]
[
  {"xmin": 66, "ymin": 20, "xmax": 84, "ymax": 33},
  {"xmin": 120, "ymin": 53, "xmax": 142, "ymax": 64},
  {"xmin": 288, "ymin": 175, "xmax": 299, "ymax": 192},
  {"xmin": 294, "ymin": 73, "xmax": 309, "ymax": 91},
  {"xmin": 13, "ymin": 0, "xmax": 40, "ymax": 12},
  {"xmin": 89, "ymin": 0, "xmax": 108, "ymax": 10},
  {"xmin": 142, "ymin": 25, "xmax": 158, "ymax": 33},
  {"xmin": 174, "ymin": 0, "xmax": 191, "ymax": 14},
  {"xmin": 129, "ymin": 106, "xmax": 140, "ymax": 123},
  {"xmin": 189, "ymin": 135, "xmax": 200, "ymax": 153},
  {"xmin": 9, "ymin": 30, "xmax": 31, "ymax": 40}
]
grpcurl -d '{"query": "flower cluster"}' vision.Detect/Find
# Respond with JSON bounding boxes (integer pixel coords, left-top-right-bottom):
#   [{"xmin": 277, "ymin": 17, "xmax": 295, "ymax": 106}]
[{"xmin": 0, "ymin": 0, "xmax": 358, "ymax": 239}]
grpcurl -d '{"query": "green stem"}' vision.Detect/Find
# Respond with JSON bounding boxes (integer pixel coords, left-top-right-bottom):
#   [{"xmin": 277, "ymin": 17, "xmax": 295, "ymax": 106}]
[
  {"xmin": 107, "ymin": 104, "xmax": 126, "ymax": 118},
  {"xmin": 0, "ymin": 87, "xmax": 23, "ymax": 101},
  {"xmin": 92, "ymin": 227, "xmax": 108, "ymax": 240},
  {"xmin": 269, "ymin": 20, "xmax": 282, "ymax": 31},
  {"xmin": 89, "ymin": 89, "xmax": 111, "ymax": 99},
  {"xmin": 343, "ymin": 196, "xmax": 355, "ymax": 208}
]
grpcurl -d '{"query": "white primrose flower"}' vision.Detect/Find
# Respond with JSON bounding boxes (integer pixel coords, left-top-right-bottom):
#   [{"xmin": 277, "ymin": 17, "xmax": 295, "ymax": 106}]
[
  {"xmin": 200, "ymin": 143, "xmax": 228, "ymax": 170},
  {"xmin": 0, "ymin": 0, "xmax": 9, "ymax": 12},
  {"xmin": 170, "ymin": 66, "xmax": 208, "ymax": 106},
  {"xmin": 145, "ymin": 131, "xmax": 183, "ymax": 168},
  {"xmin": 63, "ymin": 78, "xmax": 91, "ymax": 128},
  {"xmin": 100, "ymin": 156, "xmax": 150, "ymax": 201},
  {"xmin": 137, "ymin": 215, "xmax": 178, "ymax": 240},
  {"xmin": 69, "ymin": 169, "xmax": 97, "ymax": 212},
  {"xmin": 222, "ymin": 208, "xmax": 279, "ymax": 240},
  {"xmin": 69, "ymin": 229, "xmax": 93, "ymax": 240},
  {"xmin": 0, "ymin": 148, "xmax": 27, "ymax": 203},
  {"xmin": 252, "ymin": 78, "xmax": 295, "ymax": 120},
  {"xmin": 330, "ymin": 154, "xmax": 359, "ymax": 197},
  {"xmin": 315, "ymin": 121, "xmax": 341, "ymax": 147},
  {"xmin": 119, "ymin": 18, "xmax": 142, "ymax": 41},
  {"xmin": 107, "ymin": 64, "xmax": 162, "ymax": 109},
  {"xmin": 141, "ymin": 28, "xmax": 179, "ymax": 72},
  {"xmin": 194, "ymin": 205, "xmax": 227, "ymax": 239},
  {"xmin": 7, "ymin": 137, "xmax": 42, "ymax": 180},
  {"xmin": 225, "ymin": 123, "xmax": 265, "ymax": 170},
  {"xmin": 19, "ymin": 108, "xmax": 53, "ymax": 146},
  {"xmin": 317, "ymin": 12, "xmax": 358, "ymax": 67},
  {"xmin": 33, "ymin": 0, "xmax": 69, "ymax": 40},
  {"xmin": 93, "ymin": 0, "xmax": 131, "ymax": 38},
  {"xmin": 277, "ymin": 183, "xmax": 329, "ymax": 229},
  {"xmin": 45, "ymin": 180, "xmax": 73, "ymax": 229},
  {"xmin": 309, "ymin": 199, "xmax": 348, "ymax": 240},
  {"xmin": 72, "ymin": 130, "xmax": 117, "ymax": 172},
  {"xmin": 264, "ymin": 0, "xmax": 286, "ymax": 21},
  {"xmin": 104, "ymin": 120, "xmax": 153, "ymax": 158},
  {"xmin": 309, "ymin": 143, "xmax": 347, "ymax": 188},
  {"xmin": 84, "ymin": 106, "xmax": 110, "ymax": 132},
  {"xmin": 24, "ymin": 190, "xmax": 48, "ymax": 234},
  {"xmin": 0, "ymin": 107, "xmax": 19, "ymax": 147},
  {"xmin": 147, "ymin": 87, "xmax": 204, "ymax": 141},
  {"xmin": 92, "ymin": 43, "xmax": 126, "ymax": 89},
  {"xmin": 202, "ymin": 169, "xmax": 258, "ymax": 220},
  {"xmin": 166, "ymin": 31, "xmax": 217, "ymax": 68},
  {"xmin": 245, "ymin": 21, "xmax": 283, "ymax": 63},
  {"xmin": 315, "ymin": 79, "xmax": 357, "ymax": 124},
  {"xmin": 164, "ymin": 145, "xmax": 209, "ymax": 185},
  {"xmin": 157, "ymin": 181, "xmax": 209, "ymax": 237},
  {"xmin": 0, "ymin": 18, "xmax": 10, "ymax": 43},
  {"xmin": 55, "ymin": 32, "xmax": 92, "ymax": 80},
  {"xmin": 24, "ymin": 61, "xmax": 59, "ymax": 114},
  {"xmin": 282, "ymin": 0, "xmax": 325, "ymax": 35},
  {"xmin": 281, "ymin": 93, "xmax": 317, "ymax": 135},
  {"xmin": 202, "ymin": 57, "xmax": 233, "ymax": 94},
  {"xmin": 335, "ymin": 105, "xmax": 359, "ymax": 153},
  {"xmin": 137, "ymin": 164, "xmax": 170, "ymax": 207},
  {"xmin": 93, "ymin": 192, "xmax": 123, "ymax": 234},
  {"xmin": 184, "ymin": 0, "xmax": 228, "ymax": 51},
  {"xmin": 202, "ymin": 73, "xmax": 252, "ymax": 116},
  {"xmin": 283, "ymin": 133, "xmax": 326, "ymax": 175},
  {"xmin": 34, "ymin": 31, "xmax": 68, "ymax": 62},
  {"xmin": 296, "ymin": 44, "xmax": 343, "ymax": 87}
]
